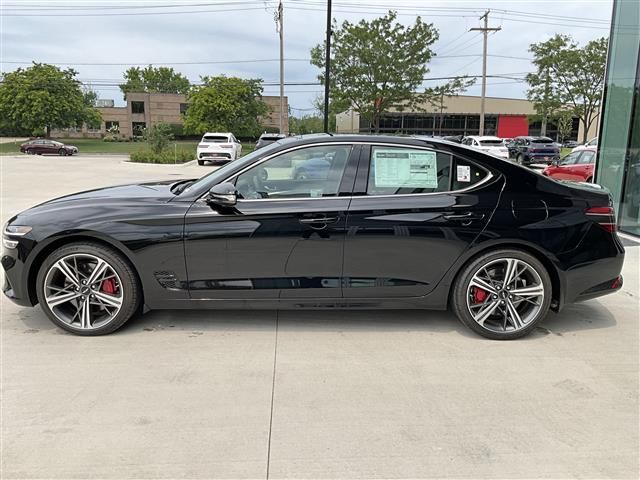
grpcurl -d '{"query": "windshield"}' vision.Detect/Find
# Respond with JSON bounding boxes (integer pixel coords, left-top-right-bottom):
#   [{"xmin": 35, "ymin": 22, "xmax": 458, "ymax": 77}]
[
  {"xmin": 202, "ymin": 135, "xmax": 229, "ymax": 143},
  {"xmin": 260, "ymin": 136, "xmax": 284, "ymax": 141},
  {"xmin": 479, "ymin": 139, "xmax": 504, "ymax": 146},
  {"xmin": 183, "ymin": 141, "xmax": 284, "ymax": 194},
  {"xmin": 532, "ymin": 137, "xmax": 553, "ymax": 144}
]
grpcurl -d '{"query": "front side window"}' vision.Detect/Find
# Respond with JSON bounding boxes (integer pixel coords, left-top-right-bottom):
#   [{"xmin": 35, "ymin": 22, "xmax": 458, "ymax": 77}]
[
  {"xmin": 561, "ymin": 152, "xmax": 581, "ymax": 165},
  {"xmin": 366, "ymin": 146, "xmax": 452, "ymax": 195},
  {"xmin": 235, "ymin": 144, "xmax": 352, "ymax": 200},
  {"xmin": 579, "ymin": 150, "xmax": 596, "ymax": 164}
]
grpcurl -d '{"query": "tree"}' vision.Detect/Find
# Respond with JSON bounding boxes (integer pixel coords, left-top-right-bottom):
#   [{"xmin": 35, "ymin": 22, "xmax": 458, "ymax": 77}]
[
  {"xmin": 0, "ymin": 63, "xmax": 102, "ymax": 137},
  {"xmin": 289, "ymin": 115, "xmax": 324, "ymax": 134},
  {"xmin": 120, "ymin": 66, "xmax": 191, "ymax": 96},
  {"xmin": 554, "ymin": 111, "xmax": 575, "ymax": 141},
  {"xmin": 310, "ymin": 11, "xmax": 473, "ymax": 132},
  {"xmin": 526, "ymin": 35, "xmax": 607, "ymax": 143},
  {"xmin": 182, "ymin": 76, "xmax": 268, "ymax": 138},
  {"xmin": 144, "ymin": 123, "xmax": 174, "ymax": 153}
]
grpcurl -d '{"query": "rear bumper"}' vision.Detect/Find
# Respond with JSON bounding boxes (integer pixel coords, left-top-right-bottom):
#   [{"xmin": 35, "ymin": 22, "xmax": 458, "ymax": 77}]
[{"xmin": 198, "ymin": 151, "xmax": 232, "ymax": 161}]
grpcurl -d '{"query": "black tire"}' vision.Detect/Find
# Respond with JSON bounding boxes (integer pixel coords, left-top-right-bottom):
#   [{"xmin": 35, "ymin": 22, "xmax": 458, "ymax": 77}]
[
  {"xmin": 36, "ymin": 242, "xmax": 142, "ymax": 336},
  {"xmin": 198, "ymin": 160, "xmax": 205, "ymax": 166},
  {"xmin": 586, "ymin": 177, "xmax": 593, "ymax": 183},
  {"xmin": 26, "ymin": 149, "xmax": 33, "ymax": 155},
  {"xmin": 451, "ymin": 249, "xmax": 552, "ymax": 340},
  {"xmin": 516, "ymin": 154, "xmax": 525, "ymax": 166},
  {"xmin": 58, "ymin": 148, "xmax": 67, "ymax": 156}
]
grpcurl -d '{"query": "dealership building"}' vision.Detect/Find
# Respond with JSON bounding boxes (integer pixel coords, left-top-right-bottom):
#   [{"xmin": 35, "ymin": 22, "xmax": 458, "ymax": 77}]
[
  {"xmin": 597, "ymin": 0, "xmax": 639, "ymax": 236},
  {"xmin": 53, "ymin": 92, "xmax": 289, "ymax": 138},
  {"xmin": 336, "ymin": 94, "xmax": 599, "ymax": 141}
]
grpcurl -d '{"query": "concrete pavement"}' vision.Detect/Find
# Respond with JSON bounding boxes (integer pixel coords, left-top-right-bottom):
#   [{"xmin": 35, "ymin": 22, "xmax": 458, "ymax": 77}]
[{"xmin": 1, "ymin": 154, "xmax": 638, "ymax": 478}]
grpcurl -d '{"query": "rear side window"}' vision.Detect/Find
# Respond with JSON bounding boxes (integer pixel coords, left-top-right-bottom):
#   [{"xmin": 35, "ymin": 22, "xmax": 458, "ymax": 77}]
[
  {"xmin": 203, "ymin": 135, "xmax": 229, "ymax": 143},
  {"xmin": 452, "ymin": 158, "xmax": 489, "ymax": 191},
  {"xmin": 366, "ymin": 146, "xmax": 451, "ymax": 195}
]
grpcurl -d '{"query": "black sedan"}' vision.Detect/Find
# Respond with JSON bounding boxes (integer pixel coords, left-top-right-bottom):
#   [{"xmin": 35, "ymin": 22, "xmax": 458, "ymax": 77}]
[
  {"xmin": 20, "ymin": 139, "xmax": 79, "ymax": 156},
  {"xmin": 2, "ymin": 135, "xmax": 624, "ymax": 339}
]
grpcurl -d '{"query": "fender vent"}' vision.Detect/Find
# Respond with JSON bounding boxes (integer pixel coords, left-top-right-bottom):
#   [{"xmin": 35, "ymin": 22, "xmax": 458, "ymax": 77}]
[{"xmin": 154, "ymin": 271, "xmax": 182, "ymax": 290}]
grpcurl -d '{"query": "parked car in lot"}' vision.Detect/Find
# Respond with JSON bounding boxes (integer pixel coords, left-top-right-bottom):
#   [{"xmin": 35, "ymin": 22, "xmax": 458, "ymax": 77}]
[
  {"xmin": 20, "ymin": 139, "xmax": 78, "ymax": 156},
  {"xmin": 562, "ymin": 139, "xmax": 579, "ymax": 149},
  {"xmin": 573, "ymin": 136, "xmax": 598, "ymax": 152},
  {"xmin": 461, "ymin": 136, "xmax": 509, "ymax": 159},
  {"xmin": 255, "ymin": 133, "xmax": 286, "ymax": 150},
  {"xmin": 509, "ymin": 136, "xmax": 560, "ymax": 166},
  {"xmin": 3, "ymin": 135, "xmax": 624, "ymax": 340},
  {"xmin": 196, "ymin": 132, "xmax": 242, "ymax": 165},
  {"xmin": 542, "ymin": 147, "xmax": 596, "ymax": 182}
]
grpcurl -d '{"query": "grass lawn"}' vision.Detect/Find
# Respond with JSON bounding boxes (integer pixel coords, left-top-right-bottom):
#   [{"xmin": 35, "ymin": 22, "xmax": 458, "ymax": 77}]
[{"xmin": 0, "ymin": 138, "xmax": 256, "ymax": 156}]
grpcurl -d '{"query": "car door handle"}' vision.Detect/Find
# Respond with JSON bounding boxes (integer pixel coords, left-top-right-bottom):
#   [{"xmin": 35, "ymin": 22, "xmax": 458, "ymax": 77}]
[
  {"xmin": 299, "ymin": 216, "xmax": 339, "ymax": 225},
  {"xmin": 443, "ymin": 212, "xmax": 485, "ymax": 222}
]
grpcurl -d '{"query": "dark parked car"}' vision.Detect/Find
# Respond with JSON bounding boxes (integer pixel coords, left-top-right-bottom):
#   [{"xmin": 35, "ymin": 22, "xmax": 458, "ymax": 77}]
[
  {"xmin": 3, "ymin": 135, "xmax": 624, "ymax": 340},
  {"xmin": 255, "ymin": 133, "xmax": 287, "ymax": 149},
  {"xmin": 509, "ymin": 136, "xmax": 560, "ymax": 166},
  {"xmin": 20, "ymin": 139, "xmax": 78, "ymax": 156},
  {"xmin": 562, "ymin": 139, "xmax": 579, "ymax": 148}
]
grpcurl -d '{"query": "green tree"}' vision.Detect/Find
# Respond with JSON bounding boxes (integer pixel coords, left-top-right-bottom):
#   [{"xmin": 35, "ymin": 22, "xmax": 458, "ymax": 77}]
[
  {"xmin": 310, "ymin": 11, "xmax": 473, "ymax": 133},
  {"xmin": 182, "ymin": 76, "xmax": 268, "ymax": 138},
  {"xmin": 526, "ymin": 35, "xmax": 607, "ymax": 143},
  {"xmin": 0, "ymin": 63, "xmax": 102, "ymax": 137},
  {"xmin": 554, "ymin": 111, "xmax": 575, "ymax": 141},
  {"xmin": 144, "ymin": 123, "xmax": 174, "ymax": 153},
  {"xmin": 289, "ymin": 115, "xmax": 324, "ymax": 134},
  {"xmin": 120, "ymin": 66, "xmax": 191, "ymax": 96}
]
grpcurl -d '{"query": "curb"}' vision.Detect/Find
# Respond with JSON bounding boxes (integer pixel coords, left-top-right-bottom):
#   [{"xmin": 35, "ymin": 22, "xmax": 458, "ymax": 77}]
[{"xmin": 121, "ymin": 159, "xmax": 198, "ymax": 167}]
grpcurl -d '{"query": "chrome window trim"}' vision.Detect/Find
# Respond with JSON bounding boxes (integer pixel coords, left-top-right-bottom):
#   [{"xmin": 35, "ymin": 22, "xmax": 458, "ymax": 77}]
[{"xmin": 197, "ymin": 141, "xmax": 495, "ymax": 203}]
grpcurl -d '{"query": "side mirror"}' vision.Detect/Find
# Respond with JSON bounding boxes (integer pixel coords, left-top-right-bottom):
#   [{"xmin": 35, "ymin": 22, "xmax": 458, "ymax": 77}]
[{"xmin": 207, "ymin": 182, "xmax": 238, "ymax": 206}]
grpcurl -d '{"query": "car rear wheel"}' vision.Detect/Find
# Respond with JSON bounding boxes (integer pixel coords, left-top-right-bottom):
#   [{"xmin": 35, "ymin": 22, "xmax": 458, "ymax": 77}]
[
  {"xmin": 451, "ymin": 249, "xmax": 552, "ymax": 340},
  {"xmin": 516, "ymin": 154, "xmax": 525, "ymax": 165},
  {"xmin": 26, "ymin": 149, "xmax": 33, "ymax": 155},
  {"xmin": 198, "ymin": 159, "xmax": 205, "ymax": 166},
  {"xmin": 36, "ymin": 243, "xmax": 141, "ymax": 336},
  {"xmin": 58, "ymin": 148, "xmax": 67, "ymax": 156}
]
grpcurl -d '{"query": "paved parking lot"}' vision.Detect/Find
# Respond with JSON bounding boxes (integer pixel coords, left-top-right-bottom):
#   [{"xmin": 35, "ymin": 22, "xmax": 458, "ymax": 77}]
[{"xmin": 1, "ymin": 154, "xmax": 639, "ymax": 479}]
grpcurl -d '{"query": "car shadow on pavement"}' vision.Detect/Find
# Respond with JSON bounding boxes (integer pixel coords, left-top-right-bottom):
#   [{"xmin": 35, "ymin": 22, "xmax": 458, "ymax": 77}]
[{"xmin": 15, "ymin": 300, "xmax": 617, "ymax": 338}]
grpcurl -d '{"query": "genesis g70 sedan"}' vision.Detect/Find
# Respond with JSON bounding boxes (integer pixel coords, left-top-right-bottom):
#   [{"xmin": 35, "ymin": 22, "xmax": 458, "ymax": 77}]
[{"xmin": 2, "ymin": 135, "xmax": 624, "ymax": 339}]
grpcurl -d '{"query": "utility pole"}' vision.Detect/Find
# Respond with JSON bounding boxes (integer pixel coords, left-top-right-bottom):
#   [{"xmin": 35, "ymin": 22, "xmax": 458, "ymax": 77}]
[
  {"xmin": 323, "ymin": 0, "xmax": 332, "ymax": 133},
  {"xmin": 276, "ymin": 0, "xmax": 285, "ymax": 134},
  {"xmin": 470, "ymin": 10, "xmax": 501, "ymax": 136}
]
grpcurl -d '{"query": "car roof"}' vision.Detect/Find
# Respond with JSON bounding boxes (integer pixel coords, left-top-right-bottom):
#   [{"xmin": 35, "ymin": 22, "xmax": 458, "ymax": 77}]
[
  {"xmin": 465, "ymin": 135, "xmax": 502, "ymax": 141},
  {"xmin": 202, "ymin": 132, "xmax": 232, "ymax": 136}
]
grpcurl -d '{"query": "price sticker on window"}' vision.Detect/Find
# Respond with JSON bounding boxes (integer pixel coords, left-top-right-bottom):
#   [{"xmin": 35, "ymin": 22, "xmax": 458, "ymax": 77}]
[
  {"xmin": 457, "ymin": 165, "xmax": 471, "ymax": 183},
  {"xmin": 373, "ymin": 149, "xmax": 438, "ymax": 188}
]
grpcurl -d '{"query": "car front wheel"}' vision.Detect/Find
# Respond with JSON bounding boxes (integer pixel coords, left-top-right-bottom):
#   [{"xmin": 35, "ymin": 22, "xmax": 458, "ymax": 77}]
[
  {"xmin": 58, "ymin": 148, "xmax": 67, "ymax": 156},
  {"xmin": 36, "ymin": 242, "xmax": 141, "ymax": 335},
  {"xmin": 452, "ymin": 249, "xmax": 552, "ymax": 340}
]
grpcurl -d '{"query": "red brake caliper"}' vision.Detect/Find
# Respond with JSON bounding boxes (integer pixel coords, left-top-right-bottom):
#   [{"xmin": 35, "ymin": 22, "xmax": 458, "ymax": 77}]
[
  {"xmin": 471, "ymin": 286, "xmax": 488, "ymax": 304},
  {"xmin": 101, "ymin": 278, "xmax": 118, "ymax": 295}
]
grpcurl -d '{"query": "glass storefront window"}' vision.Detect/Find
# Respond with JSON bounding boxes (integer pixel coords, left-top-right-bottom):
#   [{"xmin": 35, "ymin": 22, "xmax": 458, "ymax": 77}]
[{"xmin": 597, "ymin": 0, "xmax": 640, "ymax": 235}]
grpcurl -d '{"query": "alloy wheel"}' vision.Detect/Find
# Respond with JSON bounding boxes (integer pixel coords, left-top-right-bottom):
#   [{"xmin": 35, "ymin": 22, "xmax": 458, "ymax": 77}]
[
  {"xmin": 43, "ymin": 253, "xmax": 123, "ymax": 330},
  {"xmin": 466, "ymin": 257, "xmax": 545, "ymax": 333}
]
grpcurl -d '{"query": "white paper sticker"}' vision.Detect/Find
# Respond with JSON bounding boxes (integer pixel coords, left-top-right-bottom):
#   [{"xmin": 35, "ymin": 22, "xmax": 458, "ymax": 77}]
[
  {"xmin": 373, "ymin": 149, "xmax": 438, "ymax": 188},
  {"xmin": 457, "ymin": 165, "xmax": 471, "ymax": 182}
]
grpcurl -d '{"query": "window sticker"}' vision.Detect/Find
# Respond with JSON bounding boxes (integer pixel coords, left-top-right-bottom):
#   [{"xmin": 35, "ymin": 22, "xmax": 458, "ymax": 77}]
[
  {"xmin": 457, "ymin": 164, "xmax": 471, "ymax": 182},
  {"xmin": 373, "ymin": 149, "xmax": 438, "ymax": 188}
]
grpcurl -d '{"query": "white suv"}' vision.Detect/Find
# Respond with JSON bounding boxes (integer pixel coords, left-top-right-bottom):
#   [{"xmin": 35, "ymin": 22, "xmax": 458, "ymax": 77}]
[
  {"xmin": 461, "ymin": 136, "xmax": 509, "ymax": 159},
  {"xmin": 197, "ymin": 132, "xmax": 242, "ymax": 165}
]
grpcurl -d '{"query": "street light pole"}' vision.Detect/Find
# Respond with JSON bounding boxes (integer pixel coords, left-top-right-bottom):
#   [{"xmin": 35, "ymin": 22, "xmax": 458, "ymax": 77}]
[
  {"xmin": 277, "ymin": 0, "xmax": 285, "ymax": 134},
  {"xmin": 323, "ymin": 0, "xmax": 332, "ymax": 133},
  {"xmin": 470, "ymin": 10, "xmax": 501, "ymax": 136}
]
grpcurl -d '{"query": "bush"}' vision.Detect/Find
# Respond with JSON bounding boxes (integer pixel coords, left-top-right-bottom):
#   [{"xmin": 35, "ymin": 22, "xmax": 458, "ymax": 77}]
[
  {"xmin": 144, "ymin": 123, "xmax": 174, "ymax": 153},
  {"xmin": 130, "ymin": 147, "xmax": 195, "ymax": 164}
]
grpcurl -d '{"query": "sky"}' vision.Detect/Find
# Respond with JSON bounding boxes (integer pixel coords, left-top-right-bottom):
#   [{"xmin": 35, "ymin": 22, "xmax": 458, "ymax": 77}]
[{"xmin": 0, "ymin": 0, "xmax": 615, "ymax": 116}]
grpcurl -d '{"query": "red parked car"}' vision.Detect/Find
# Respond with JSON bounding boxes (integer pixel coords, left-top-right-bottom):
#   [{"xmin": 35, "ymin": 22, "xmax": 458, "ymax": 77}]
[
  {"xmin": 542, "ymin": 147, "xmax": 596, "ymax": 182},
  {"xmin": 20, "ymin": 139, "xmax": 79, "ymax": 156}
]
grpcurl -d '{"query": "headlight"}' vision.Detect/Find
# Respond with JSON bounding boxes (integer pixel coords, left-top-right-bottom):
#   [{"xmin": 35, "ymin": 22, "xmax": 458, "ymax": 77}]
[
  {"xmin": 4, "ymin": 225, "xmax": 32, "ymax": 236},
  {"xmin": 3, "ymin": 225, "xmax": 32, "ymax": 249}
]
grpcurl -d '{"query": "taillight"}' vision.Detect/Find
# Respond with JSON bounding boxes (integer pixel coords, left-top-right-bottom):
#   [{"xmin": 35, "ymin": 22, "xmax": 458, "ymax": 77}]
[{"xmin": 586, "ymin": 206, "xmax": 617, "ymax": 232}]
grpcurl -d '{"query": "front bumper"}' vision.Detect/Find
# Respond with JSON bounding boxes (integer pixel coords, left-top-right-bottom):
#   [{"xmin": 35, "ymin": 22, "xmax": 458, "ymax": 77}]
[{"xmin": 2, "ymin": 248, "xmax": 34, "ymax": 307}]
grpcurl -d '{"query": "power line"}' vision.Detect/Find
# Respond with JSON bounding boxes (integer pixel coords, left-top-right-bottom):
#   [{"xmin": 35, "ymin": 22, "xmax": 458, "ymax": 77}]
[{"xmin": 0, "ymin": 5, "xmax": 273, "ymax": 16}]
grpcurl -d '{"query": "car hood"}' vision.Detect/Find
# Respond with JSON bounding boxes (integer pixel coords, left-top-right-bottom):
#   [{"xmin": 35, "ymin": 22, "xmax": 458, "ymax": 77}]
[{"xmin": 24, "ymin": 180, "xmax": 181, "ymax": 215}]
